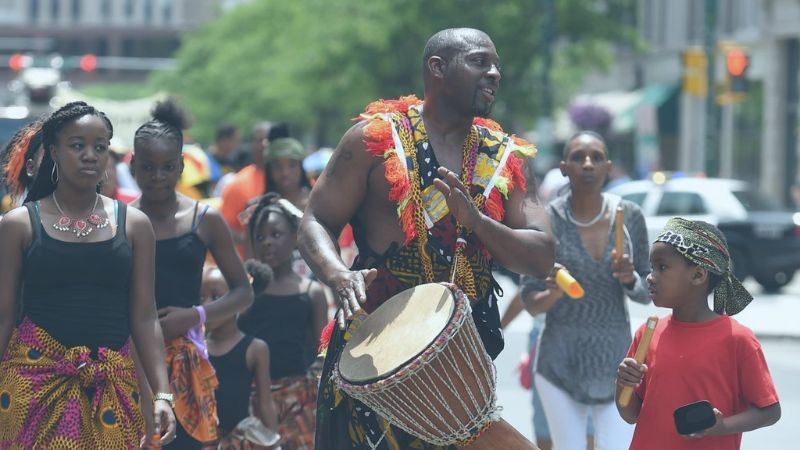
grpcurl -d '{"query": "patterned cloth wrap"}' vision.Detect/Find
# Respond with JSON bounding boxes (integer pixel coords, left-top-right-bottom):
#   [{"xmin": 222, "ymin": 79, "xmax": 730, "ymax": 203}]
[
  {"xmin": 221, "ymin": 374, "xmax": 317, "ymax": 450},
  {"xmin": 269, "ymin": 374, "xmax": 317, "ymax": 450},
  {"xmin": 165, "ymin": 335, "xmax": 219, "ymax": 444},
  {"xmin": 654, "ymin": 217, "xmax": 754, "ymax": 315},
  {"xmin": 0, "ymin": 318, "xmax": 144, "ymax": 449}
]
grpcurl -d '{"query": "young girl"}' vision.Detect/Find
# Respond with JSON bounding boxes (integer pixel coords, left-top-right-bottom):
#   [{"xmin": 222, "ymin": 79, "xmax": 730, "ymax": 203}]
[
  {"xmin": 0, "ymin": 101, "xmax": 176, "ymax": 448},
  {"xmin": 203, "ymin": 263, "xmax": 281, "ymax": 449},
  {"xmin": 520, "ymin": 131, "xmax": 651, "ymax": 450},
  {"xmin": 617, "ymin": 218, "xmax": 781, "ymax": 450},
  {"xmin": 238, "ymin": 193, "xmax": 327, "ymax": 450},
  {"xmin": 132, "ymin": 99, "xmax": 254, "ymax": 449}
]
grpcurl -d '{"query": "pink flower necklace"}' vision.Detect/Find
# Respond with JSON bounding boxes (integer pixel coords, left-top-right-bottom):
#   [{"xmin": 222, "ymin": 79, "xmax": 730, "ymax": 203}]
[{"xmin": 52, "ymin": 193, "xmax": 109, "ymax": 238}]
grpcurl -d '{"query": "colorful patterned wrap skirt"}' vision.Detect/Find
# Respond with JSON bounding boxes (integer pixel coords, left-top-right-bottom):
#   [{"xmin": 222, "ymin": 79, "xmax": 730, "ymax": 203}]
[
  {"xmin": 223, "ymin": 373, "xmax": 317, "ymax": 450},
  {"xmin": 165, "ymin": 335, "xmax": 220, "ymax": 444},
  {"xmin": 0, "ymin": 318, "xmax": 144, "ymax": 449},
  {"xmin": 270, "ymin": 373, "xmax": 317, "ymax": 450}
]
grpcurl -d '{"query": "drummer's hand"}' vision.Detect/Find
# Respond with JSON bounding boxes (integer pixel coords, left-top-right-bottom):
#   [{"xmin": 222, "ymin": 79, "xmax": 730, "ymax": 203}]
[
  {"xmin": 611, "ymin": 250, "xmax": 636, "ymax": 286},
  {"xmin": 330, "ymin": 269, "xmax": 378, "ymax": 328},
  {"xmin": 433, "ymin": 167, "xmax": 483, "ymax": 231}
]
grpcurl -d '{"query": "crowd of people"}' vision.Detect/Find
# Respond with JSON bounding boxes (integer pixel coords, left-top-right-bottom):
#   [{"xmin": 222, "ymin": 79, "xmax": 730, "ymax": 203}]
[{"xmin": 0, "ymin": 27, "xmax": 783, "ymax": 450}]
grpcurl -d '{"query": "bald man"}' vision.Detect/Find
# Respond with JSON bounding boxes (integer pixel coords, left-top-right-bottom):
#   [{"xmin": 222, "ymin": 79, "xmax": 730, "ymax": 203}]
[{"xmin": 299, "ymin": 28, "xmax": 554, "ymax": 449}]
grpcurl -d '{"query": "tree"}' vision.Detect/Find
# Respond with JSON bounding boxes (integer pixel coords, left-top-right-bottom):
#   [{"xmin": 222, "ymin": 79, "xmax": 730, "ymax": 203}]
[{"xmin": 157, "ymin": 0, "xmax": 638, "ymax": 146}]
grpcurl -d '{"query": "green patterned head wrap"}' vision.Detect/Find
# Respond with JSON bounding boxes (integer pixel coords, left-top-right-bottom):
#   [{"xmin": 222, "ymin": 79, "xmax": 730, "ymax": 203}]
[
  {"xmin": 264, "ymin": 137, "xmax": 305, "ymax": 163},
  {"xmin": 654, "ymin": 217, "xmax": 753, "ymax": 315}
]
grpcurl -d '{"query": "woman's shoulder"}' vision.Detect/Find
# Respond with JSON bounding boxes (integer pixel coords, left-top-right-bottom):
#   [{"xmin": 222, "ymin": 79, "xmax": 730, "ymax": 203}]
[{"xmin": 0, "ymin": 205, "xmax": 34, "ymax": 238}]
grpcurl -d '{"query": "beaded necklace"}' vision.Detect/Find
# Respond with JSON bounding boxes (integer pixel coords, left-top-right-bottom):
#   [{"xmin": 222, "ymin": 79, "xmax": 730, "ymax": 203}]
[{"xmin": 394, "ymin": 113, "xmax": 481, "ymax": 299}]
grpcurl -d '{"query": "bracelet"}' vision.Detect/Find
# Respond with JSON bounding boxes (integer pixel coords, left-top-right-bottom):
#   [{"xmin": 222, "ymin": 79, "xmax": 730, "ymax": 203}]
[
  {"xmin": 153, "ymin": 392, "xmax": 175, "ymax": 409},
  {"xmin": 193, "ymin": 305, "xmax": 207, "ymax": 325}
]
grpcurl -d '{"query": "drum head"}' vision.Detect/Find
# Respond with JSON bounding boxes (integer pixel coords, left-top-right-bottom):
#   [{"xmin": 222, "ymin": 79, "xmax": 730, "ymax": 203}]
[{"xmin": 339, "ymin": 283, "xmax": 456, "ymax": 383}]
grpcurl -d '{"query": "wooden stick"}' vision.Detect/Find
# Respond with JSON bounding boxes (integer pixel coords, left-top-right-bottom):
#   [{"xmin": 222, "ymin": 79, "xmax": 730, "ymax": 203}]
[
  {"xmin": 614, "ymin": 206, "xmax": 624, "ymax": 262},
  {"xmin": 617, "ymin": 315, "xmax": 659, "ymax": 407}
]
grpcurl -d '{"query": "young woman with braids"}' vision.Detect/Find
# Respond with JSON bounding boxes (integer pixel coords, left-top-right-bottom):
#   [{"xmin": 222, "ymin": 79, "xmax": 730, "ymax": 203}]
[
  {"xmin": 237, "ymin": 193, "xmax": 327, "ymax": 450},
  {"xmin": 131, "ymin": 98, "xmax": 253, "ymax": 449},
  {"xmin": 0, "ymin": 120, "xmax": 44, "ymax": 211},
  {"xmin": 0, "ymin": 101, "xmax": 177, "ymax": 448}
]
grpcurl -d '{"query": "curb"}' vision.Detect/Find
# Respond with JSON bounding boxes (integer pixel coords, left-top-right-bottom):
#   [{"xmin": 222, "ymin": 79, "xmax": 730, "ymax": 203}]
[{"xmin": 754, "ymin": 333, "xmax": 800, "ymax": 342}]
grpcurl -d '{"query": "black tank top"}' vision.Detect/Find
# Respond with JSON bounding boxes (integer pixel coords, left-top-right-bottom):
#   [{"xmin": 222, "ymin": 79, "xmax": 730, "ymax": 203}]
[
  {"xmin": 208, "ymin": 335, "xmax": 255, "ymax": 434},
  {"xmin": 238, "ymin": 282, "xmax": 315, "ymax": 379},
  {"xmin": 154, "ymin": 202, "xmax": 208, "ymax": 309},
  {"xmin": 22, "ymin": 201, "xmax": 132, "ymax": 351}
]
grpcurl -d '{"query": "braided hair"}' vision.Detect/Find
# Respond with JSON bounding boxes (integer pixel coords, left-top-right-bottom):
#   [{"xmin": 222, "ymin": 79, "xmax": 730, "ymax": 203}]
[
  {"xmin": 25, "ymin": 101, "xmax": 114, "ymax": 203},
  {"xmin": 134, "ymin": 97, "xmax": 190, "ymax": 154},
  {"xmin": 247, "ymin": 192, "xmax": 303, "ymax": 246},
  {"xmin": 1, "ymin": 120, "xmax": 44, "ymax": 200}
]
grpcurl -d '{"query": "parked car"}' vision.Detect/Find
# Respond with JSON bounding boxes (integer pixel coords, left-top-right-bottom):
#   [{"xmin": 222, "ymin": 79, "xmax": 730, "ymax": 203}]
[{"xmin": 608, "ymin": 177, "xmax": 800, "ymax": 292}]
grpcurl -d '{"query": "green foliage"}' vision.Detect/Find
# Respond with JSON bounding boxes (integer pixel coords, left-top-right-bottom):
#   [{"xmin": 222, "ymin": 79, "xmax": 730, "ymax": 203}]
[
  {"xmin": 157, "ymin": 0, "xmax": 637, "ymax": 146},
  {"xmin": 78, "ymin": 81, "xmax": 161, "ymax": 100}
]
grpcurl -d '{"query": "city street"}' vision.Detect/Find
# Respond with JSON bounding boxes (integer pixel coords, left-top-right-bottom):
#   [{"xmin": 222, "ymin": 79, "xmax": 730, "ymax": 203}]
[{"xmin": 495, "ymin": 274, "xmax": 799, "ymax": 449}]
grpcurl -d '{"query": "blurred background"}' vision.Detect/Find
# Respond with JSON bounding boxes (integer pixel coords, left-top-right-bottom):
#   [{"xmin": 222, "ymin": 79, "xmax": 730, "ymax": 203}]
[
  {"xmin": 2, "ymin": 0, "xmax": 797, "ymax": 207},
  {"xmin": 1, "ymin": 1, "xmax": 798, "ymax": 448}
]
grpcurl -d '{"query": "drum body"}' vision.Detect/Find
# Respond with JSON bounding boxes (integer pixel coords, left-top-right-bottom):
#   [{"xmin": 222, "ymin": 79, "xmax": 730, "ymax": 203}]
[{"xmin": 335, "ymin": 283, "xmax": 498, "ymax": 446}]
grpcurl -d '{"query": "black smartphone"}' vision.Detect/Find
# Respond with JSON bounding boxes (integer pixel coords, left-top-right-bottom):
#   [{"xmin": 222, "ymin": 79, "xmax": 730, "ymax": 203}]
[{"xmin": 673, "ymin": 400, "xmax": 716, "ymax": 435}]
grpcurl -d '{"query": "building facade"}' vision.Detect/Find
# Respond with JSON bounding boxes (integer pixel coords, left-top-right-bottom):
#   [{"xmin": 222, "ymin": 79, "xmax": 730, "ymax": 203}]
[{"xmin": 583, "ymin": 0, "xmax": 798, "ymax": 204}]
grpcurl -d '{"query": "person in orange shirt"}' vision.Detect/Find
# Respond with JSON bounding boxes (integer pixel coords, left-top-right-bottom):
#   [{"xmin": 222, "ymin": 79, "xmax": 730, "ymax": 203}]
[{"xmin": 220, "ymin": 122, "xmax": 289, "ymax": 256}]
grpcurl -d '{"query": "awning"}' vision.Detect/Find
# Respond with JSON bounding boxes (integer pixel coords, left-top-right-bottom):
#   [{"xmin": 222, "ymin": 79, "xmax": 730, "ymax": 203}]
[
  {"xmin": 615, "ymin": 83, "xmax": 678, "ymax": 133},
  {"xmin": 553, "ymin": 83, "xmax": 678, "ymax": 140}
]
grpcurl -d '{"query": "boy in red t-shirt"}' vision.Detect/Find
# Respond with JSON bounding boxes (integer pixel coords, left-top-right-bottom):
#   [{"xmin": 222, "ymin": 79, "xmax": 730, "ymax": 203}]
[{"xmin": 616, "ymin": 218, "xmax": 780, "ymax": 450}]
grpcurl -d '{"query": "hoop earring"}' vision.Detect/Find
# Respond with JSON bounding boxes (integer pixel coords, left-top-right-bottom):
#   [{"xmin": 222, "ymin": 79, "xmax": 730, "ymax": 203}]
[
  {"xmin": 51, "ymin": 164, "xmax": 58, "ymax": 184},
  {"xmin": 104, "ymin": 170, "xmax": 109, "ymax": 184}
]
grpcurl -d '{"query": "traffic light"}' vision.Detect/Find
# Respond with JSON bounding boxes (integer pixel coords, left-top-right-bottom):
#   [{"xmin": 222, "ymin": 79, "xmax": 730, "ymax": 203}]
[
  {"xmin": 8, "ymin": 53, "xmax": 28, "ymax": 71},
  {"xmin": 78, "ymin": 54, "xmax": 97, "ymax": 72},
  {"xmin": 682, "ymin": 47, "xmax": 707, "ymax": 97},
  {"xmin": 726, "ymin": 47, "xmax": 749, "ymax": 94}
]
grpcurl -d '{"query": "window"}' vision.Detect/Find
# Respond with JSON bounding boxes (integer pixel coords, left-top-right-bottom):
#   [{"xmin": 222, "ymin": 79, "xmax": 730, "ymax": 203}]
[
  {"xmin": 732, "ymin": 189, "xmax": 780, "ymax": 211},
  {"xmin": 143, "ymin": 0, "xmax": 152, "ymax": 23},
  {"xmin": 656, "ymin": 192, "xmax": 707, "ymax": 215},
  {"xmin": 71, "ymin": 0, "xmax": 80, "ymax": 21},
  {"xmin": 125, "ymin": 0, "xmax": 135, "ymax": 19},
  {"xmin": 622, "ymin": 192, "xmax": 647, "ymax": 207},
  {"xmin": 100, "ymin": 0, "xmax": 111, "ymax": 19},
  {"xmin": 30, "ymin": 0, "xmax": 39, "ymax": 22},
  {"xmin": 162, "ymin": 0, "xmax": 173, "ymax": 23},
  {"xmin": 51, "ymin": 0, "xmax": 60, "ymax": 19}
]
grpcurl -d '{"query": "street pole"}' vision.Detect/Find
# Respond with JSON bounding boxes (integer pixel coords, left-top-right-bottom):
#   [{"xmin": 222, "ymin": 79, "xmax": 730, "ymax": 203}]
[
  {"xmin": 534, "ymin": 0, "xmax": 556, "ymax": 172},
  {"xmin": 719, "ymin": 102, "xmax": 734, "ymax": 178},
  {"xmin": 784, "ymin": 38, "xmax": 799, "ymax": 206},
  {"xmin": 704, "ymin": 0, "xmax": 719, "ymax": 176}
]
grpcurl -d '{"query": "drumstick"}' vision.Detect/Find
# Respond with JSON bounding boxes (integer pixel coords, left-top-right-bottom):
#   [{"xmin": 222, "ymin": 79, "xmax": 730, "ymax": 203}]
[
  {"xmin": 614, "ymin": 206, "xmax": 624, "ymax": 262},
  {"xmin": 555, "ymin": 268, "xmax": 584, "ymax": 299},
  {"xmin": 618, "ymin": 315, "xmax": 659, "ymax": 408}
]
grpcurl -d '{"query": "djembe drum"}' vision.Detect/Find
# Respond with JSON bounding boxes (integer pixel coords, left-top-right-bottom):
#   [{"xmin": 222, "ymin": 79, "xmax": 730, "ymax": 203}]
[{"xmin": 334, "ymin": 283, "xmax": 538, "ymax": 449}]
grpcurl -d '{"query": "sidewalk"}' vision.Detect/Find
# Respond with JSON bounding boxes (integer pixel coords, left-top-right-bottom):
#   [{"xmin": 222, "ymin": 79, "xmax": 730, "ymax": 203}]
[
  {"xmin": 628, "ymin": 278, "xmax": 800, "ymax": 340},
  {"xmin": 498, "ymin": 274, "xmax": 800, "ymax": 340}
]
